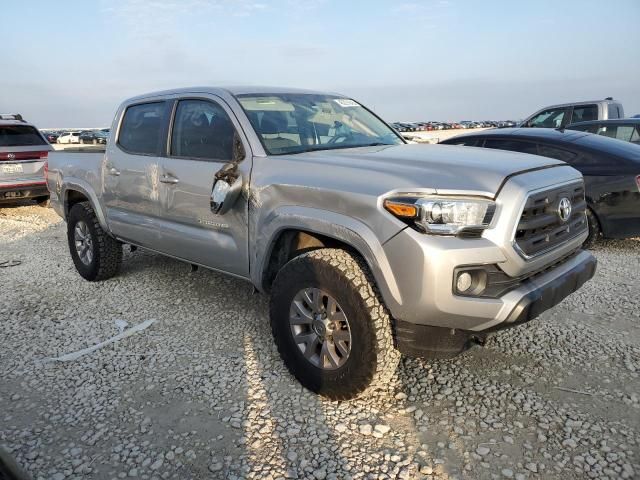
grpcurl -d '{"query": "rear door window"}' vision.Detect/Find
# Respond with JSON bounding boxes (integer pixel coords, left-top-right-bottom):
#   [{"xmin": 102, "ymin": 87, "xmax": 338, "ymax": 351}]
[
  {"xmin": 537, "ymin": 144, "xmax": 577, "ymax": 163},
  {"xmin": 596, "ymin": 125, "xmax": 618, "ymax": 139},
  {"xmin": 447, "ymin": 138, "xmax": 479, "ymax": 146},
  {"xmin": 571, "ymin": 104, "xmax": 598, "ymax": 124},
  {"xmin": 0, "ymin": 125, "xmax": 47, "ymax": 146},
  {"xmin": 613, "ymin": 126, "xmax": 636, "ymax": 142},
  {"xmin": 483, "ymin": 139, "xmax": 539, "ymax": 154},
  {"xmin": 118, "ymin": 102, "xmax": 167, "ymax": 155}
]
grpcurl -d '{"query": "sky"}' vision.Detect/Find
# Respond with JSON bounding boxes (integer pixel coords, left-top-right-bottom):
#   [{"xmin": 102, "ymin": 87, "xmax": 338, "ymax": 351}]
[{"xmin": 2, "ymin": 0, "xmax": 639, "ymax": 127}]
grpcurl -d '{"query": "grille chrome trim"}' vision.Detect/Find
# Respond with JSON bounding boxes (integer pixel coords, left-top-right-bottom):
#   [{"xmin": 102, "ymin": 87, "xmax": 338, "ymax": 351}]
[{"xmin": 512, "ymin": 180, "xmax": 588, "ymax": 260}]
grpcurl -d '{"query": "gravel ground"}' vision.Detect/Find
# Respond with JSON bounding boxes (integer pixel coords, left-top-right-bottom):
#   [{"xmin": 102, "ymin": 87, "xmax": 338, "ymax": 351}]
[{"xmin": 1, "ymin": 203, "xmax": 638, "ymax": 480}]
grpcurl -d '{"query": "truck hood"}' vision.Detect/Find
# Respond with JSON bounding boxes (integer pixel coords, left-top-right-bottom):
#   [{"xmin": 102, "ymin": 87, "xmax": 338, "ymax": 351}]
[{"xmin": 284, "ymin": 143, "xmax": 565, "ymax": 197}]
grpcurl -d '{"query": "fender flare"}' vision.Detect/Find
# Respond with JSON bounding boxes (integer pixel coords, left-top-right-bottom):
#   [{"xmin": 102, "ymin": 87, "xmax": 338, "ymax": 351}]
[
  {"xmin": 252, "ymin": 205, "xmax": 403, "ymax": 308},
  {"xmin": 61, "ymin": 179, "xmax": 110, "ymax": 233}
]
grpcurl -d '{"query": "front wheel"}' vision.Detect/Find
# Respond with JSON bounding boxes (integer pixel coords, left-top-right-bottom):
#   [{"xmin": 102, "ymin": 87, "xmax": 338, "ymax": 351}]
[
  {"xmin": 583, "ymin": 208, "xmax": 601, "ymax": 249},
  {"xmin": 269, "ymin": 248, "xmax": 400, "ymax": 400},
  {"xmin": 67, "ymin": 202, "xmax": 122, "ymax": 281}
]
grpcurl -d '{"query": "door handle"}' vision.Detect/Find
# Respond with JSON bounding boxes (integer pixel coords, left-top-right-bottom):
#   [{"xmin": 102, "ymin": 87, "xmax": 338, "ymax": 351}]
[
  {"xmin": 160, "ymin": 174, "xmax": 179, "ymax": 184},
  {"xmin": 108, "ymin": 167, "xmax": 120, "ymax": 176}
]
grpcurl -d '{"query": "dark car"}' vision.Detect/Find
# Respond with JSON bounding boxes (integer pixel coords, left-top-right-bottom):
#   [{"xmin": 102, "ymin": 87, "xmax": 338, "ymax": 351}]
[
  {"xmin": 79, "ymin": 130, "xmax": 108, "ymax": 145},
  {"xmin": 567, "ymin": 119, "xmax": 640, "ymax": 145},
  {"xmin": 42, "ymin": 131, "xmax": 59, "ymax": 143},
  {"xmin": 441, "ymin": 128, "xmax": 640, "ymax": 246}
]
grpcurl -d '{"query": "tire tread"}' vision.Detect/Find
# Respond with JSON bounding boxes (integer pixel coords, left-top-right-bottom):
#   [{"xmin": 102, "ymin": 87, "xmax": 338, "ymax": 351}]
[
  {"xmin": 68, "ymin": 202, "xmax": 122, "ymax": 281},
  {"xmin": 270, "ymin": 248, "xmax": 400, "ymax": 400}
]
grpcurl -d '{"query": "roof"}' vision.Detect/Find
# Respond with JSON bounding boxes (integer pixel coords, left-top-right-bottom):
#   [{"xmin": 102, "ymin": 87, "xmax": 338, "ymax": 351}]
[
  {"xmin": 0, "ymin": 119, "xmax": 36, "ymax": 127},
  {"xmin": 124, "ymin": 85, "xmax": 344, "ymax": 104},
  {"xmin": 443, "ymin": 128, "xmax": 640, "ymax": 161},
  {"xmin": 568, "ymin": 118, "xmax": 640, "ymax": 127},
  {"xmin": 535, "ymin": 98, "xmax": 622, "ymax": 109},
  {"xmin": 450, "ymin": 127, "xmax": 590, "ymax": 142}
]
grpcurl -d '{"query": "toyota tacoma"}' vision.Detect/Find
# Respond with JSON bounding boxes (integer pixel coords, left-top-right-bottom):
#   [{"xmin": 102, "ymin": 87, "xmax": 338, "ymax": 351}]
[{"xmin": 46, "ymin": 87, "xmax": 597, "ymax": 399}]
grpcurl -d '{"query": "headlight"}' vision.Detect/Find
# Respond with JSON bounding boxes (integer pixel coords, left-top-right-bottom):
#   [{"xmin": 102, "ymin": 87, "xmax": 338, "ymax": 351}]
[{"xmin": 383, "ymin": 195, "xmax": 496, "ymax": 235}]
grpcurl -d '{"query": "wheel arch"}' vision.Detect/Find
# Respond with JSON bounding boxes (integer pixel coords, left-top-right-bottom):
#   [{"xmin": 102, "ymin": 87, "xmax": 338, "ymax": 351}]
[
  {"xmin": 61, "ymin": 180, "xmax": 110, "ymax": 232},
  {"xmin": 585, "ymin": 201, "xmax": 605, "ymax": 237},
  {"xmin": 253, "ymin": 206, "xmax": 403, "ymax": 310}
]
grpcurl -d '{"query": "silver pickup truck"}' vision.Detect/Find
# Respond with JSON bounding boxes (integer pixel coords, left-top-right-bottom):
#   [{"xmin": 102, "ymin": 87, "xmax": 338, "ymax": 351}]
[{"xmin": 47, "ymin": 87, "xmax": 596, "ymax": 399}]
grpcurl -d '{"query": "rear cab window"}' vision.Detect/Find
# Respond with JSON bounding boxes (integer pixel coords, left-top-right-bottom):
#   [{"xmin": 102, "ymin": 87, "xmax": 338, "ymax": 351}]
[
  {"xmin": 0, "ymin": 125, "xmax": 47, "ymax": 147},
  {"xmin": 118, "ymin": 102, "xmax": 167, "ymax": 155}
]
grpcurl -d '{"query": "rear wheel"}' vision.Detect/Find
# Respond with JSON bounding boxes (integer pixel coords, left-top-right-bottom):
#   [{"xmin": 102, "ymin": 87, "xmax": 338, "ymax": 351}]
[
  {"xmin": 583, "ymin": 208, "xmax": 601, "ymax": 249},
  {"xmin": 67, "ymin": 202, "xmax": 122, "ymax": 281},
  {"xmin": 270, "ymin": 248, "xmax": 400, "ymax": 400}
]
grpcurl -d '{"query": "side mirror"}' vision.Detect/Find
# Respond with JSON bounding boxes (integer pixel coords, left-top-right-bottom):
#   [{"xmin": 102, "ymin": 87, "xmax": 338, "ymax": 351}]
[{"xmin": 210, "ymin": 174, "xmax": 243, "ymax": 215}]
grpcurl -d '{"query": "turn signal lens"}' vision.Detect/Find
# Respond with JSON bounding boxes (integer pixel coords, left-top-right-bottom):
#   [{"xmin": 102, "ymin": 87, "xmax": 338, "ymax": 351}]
[{"xmin": 383, "ymin": 200, "xmax": 418, "ymax": 218}]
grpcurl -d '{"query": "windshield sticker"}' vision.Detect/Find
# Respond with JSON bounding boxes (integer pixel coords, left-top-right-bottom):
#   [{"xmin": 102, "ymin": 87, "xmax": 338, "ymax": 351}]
[{"xmin": 334, "ymin": 98, "xmax": 360, "ymax": 108}]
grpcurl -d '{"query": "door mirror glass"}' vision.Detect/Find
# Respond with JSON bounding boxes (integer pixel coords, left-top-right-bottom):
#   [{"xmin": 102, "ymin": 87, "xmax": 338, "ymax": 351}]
[{"xmin": 210, "ymin": 179, "xmax": 231, "ymax": 214}]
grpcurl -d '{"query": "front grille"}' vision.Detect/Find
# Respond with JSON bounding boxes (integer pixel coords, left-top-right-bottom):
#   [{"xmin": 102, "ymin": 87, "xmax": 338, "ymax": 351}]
[{"xmin": 514, "ymin": 182, "xmax": 587, "ymax": 258}]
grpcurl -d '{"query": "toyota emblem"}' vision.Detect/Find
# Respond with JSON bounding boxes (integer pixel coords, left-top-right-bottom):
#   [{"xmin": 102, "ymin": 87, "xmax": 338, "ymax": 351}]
[
  {"xmin": 557, "ymin": 197, "xmax": 572, "ymax": 223},
  {"xmin": 7, "ymin": 153, "xmax": 16, "ymax": 160}
]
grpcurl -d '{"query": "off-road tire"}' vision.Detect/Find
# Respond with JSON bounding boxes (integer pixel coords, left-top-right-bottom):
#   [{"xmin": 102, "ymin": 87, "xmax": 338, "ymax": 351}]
[
  {"xmin": 270, "ymin": 248, "xmax": 400, "ymax": 400},
  {"xmin": 67, "ymin": 201, "xmax": 122, "ymax": 281},
  {"xmin": 583, "ymin": 208, "xmax": 601, "ymax": 249},
  {"xmin": 36, "ymin": 196, "xmax": 50, "ymax": 207}
]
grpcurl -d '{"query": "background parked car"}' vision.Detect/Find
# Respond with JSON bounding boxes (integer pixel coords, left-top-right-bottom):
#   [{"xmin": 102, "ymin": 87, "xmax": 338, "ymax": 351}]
[
  {"xmin": 441, "ymin": 128, "xmax": 640, "ymax": 247},
  {"xmin": 0, "ymin": 113, "xmax": 52, "ymax": 206},
  {"xmin": 79, "ymin": 130, "xmax": 108, "ymax": 145},
  {"xmin": 567, "ymin": 119, "xmax": 640, "ymax": 145},
  {"xmin": 42, "ymin": 131, "xmax": 59, "ymax": 143},
  {"xmin": 57, "ymin": 131, "xmax": 81, "ymax": 144},
  {"xmin": 520, "ymin": 98, "xmax": 624, "ymax": 129}
]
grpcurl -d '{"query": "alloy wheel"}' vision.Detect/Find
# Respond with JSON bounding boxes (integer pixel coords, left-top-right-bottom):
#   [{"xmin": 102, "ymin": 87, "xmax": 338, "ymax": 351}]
[{"xmin": 289, "ymin": 288, "xmax": 352, "ymax": 370}]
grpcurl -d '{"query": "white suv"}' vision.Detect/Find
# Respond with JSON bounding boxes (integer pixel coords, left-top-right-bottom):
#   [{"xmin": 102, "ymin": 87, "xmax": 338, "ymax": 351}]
[{"xmin": 57, "ymin": 131, "xmax": 82, "ymax": 144}]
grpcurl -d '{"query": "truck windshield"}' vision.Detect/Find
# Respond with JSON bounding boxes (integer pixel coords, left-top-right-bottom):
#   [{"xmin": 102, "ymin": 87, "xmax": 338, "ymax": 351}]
[{"xmin": 236, "ymin": 93, "xmax": 404, "ymax": 155}]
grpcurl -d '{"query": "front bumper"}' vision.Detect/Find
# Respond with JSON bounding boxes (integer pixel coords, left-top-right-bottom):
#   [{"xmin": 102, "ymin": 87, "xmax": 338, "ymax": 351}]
[{"xmin": 393, "ymin": 250, "xmax": 596, "ymax": 358}]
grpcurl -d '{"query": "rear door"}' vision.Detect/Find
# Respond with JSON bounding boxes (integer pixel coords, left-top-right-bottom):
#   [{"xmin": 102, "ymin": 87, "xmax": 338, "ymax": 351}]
[
  {"xmin": 0, "ymin": 124, "xmax": 51, "ymax": 194},
  {"xmin": 156, "ymin": 96, "xmax": 252, "ymax": 277},
  {"xmin": 102, "ymin": 101, "xmax": 170, "ymax": 250}
]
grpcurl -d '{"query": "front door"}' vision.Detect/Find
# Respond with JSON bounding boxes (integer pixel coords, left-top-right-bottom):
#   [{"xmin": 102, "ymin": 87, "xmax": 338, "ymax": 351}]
[
  {"xmin": 102, "ymin": 101, "xmax": 169, "ymax": 251},
  {"xmin": 156, "ymin": 97, "xmax": 252, "ymax": 278}
]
